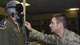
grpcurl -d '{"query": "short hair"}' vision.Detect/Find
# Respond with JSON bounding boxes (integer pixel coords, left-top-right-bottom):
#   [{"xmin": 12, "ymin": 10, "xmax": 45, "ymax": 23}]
[{"xmin": 52, "ymin": 13, "xmax": 68, "ymax": 28}]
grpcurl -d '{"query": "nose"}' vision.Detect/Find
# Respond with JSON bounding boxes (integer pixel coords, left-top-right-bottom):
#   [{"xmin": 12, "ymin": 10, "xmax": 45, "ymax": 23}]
[{"xmin": 49, "ymin": 23, "xmax": 51, "ymax": 27}]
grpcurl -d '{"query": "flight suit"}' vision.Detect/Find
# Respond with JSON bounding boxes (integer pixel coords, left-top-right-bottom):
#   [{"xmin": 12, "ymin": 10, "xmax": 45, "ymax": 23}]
[{"xmin": 0, "ymin": 17, "xmax": 24, "ymax": 45}]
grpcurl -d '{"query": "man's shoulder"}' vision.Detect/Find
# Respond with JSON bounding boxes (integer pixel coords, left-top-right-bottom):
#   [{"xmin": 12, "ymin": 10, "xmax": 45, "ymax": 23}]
[
  {"xmin": 0, "ymin": 21, "xmax": 7, "ymax": 30},
  {"xmin": 0, "ymin": 18, "xmax": 11, "ymax": 26},
  {"xmin": 65, "ymin": 30, "xmax": 80, "ymax": 42},
  {"xmin": 67, "ymin": 30, "xmax": 80, "ymax": 37}
]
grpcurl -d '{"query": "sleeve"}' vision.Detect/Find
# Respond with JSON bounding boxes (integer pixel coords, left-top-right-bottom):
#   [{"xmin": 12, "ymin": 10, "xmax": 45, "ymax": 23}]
[
  {"xmin": 65, "ymin": 41, "xmax": 80, "ymax": 45},
  {"xmin": 0, "ymin": 27, "xmax": 9, "ymax": 45},
  {"xmin": 29, "ymin": 29, "xmax": 58, "ymax": 44}
]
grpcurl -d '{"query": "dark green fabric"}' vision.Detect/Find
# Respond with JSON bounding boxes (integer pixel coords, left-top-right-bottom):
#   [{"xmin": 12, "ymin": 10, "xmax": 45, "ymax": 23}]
[{"xmin": 0, "ymin": 17, "xmax": 24, "ymax": 45}]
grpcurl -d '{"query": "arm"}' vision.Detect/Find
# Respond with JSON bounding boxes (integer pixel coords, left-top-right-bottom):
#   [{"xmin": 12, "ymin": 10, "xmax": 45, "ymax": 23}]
[
  {"xmin": 24, "ymin": 21, "xmax": 57, "ymax": 44},
  {"xmin": 64, "ymin": 32, "xmax": 80, "ymax": 45},
  {"xmin": 29, "ymin": 28, "xmax": 58, "ymax": 44}
]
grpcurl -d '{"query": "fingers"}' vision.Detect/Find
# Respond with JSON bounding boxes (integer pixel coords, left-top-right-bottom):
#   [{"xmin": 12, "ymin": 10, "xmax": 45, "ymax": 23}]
[
  {"xmin": 24, "ymin": 21, "xmax": 29, "ymax": 24},
  {"xmin": 24, "ymin": 21, "xmax": 32, "ymax": 30},
  {"xmin": 24, "ymin": 21, "xmax": 31, "ymax": 27},
  {"xmin": 24, "ymin": 21, "xmax": 30, "ymax": 25}
]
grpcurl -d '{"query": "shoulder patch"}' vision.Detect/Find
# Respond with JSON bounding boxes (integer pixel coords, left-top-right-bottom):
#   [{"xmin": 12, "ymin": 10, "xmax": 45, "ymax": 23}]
[{"xmin": 0, "ymin": 22, "xmax": 7, "ymax": 29}]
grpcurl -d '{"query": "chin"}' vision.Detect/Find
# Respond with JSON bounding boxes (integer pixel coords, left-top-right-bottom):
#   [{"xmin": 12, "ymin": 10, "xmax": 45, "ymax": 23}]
[{"xmin": 51, "ymin": 30, "xmax": 54, "ymax": 32}]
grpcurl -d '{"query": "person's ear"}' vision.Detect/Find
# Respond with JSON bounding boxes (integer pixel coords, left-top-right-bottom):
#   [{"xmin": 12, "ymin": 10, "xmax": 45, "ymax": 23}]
[{"xmin": 58, "ymin": 23, "xmax": 63, "ymax": 28}]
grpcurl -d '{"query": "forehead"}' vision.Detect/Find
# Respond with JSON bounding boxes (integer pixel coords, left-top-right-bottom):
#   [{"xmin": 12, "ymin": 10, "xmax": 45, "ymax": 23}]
[{"xmin": 51, "ymin": 17, "xmax": 57, "ymax": 22}]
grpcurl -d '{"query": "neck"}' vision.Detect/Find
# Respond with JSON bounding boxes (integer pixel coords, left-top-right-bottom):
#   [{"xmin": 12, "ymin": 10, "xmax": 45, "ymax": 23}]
[{"xmin": 56, "ymin": 28, "xmax": 64, "ymax": 38}]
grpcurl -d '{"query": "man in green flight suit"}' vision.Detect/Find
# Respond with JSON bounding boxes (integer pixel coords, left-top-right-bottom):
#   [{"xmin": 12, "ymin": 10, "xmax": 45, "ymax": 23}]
[
  {"xmin": 0, "ymin": 0, "xmax": 25, "ymax": 45},
  {"xmin": 25, "ymin": 13, "xmax": 80, "ymax": 45}
]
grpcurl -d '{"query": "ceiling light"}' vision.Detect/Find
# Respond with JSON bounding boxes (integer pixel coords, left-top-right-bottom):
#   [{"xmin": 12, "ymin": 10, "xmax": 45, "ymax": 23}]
[
  {"xmin": 69, "ymin": 8, "xmax": 79, "ymax": 11},
  {"xmin": 21, "ymin": 2, "xmax": 30, "ymax": 6}
]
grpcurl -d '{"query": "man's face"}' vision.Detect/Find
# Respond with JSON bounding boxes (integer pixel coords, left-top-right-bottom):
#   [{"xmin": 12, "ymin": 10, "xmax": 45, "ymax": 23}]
[{"xmin": 49, "ymin": 17, "xmax": 59, "ymax": 32}]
